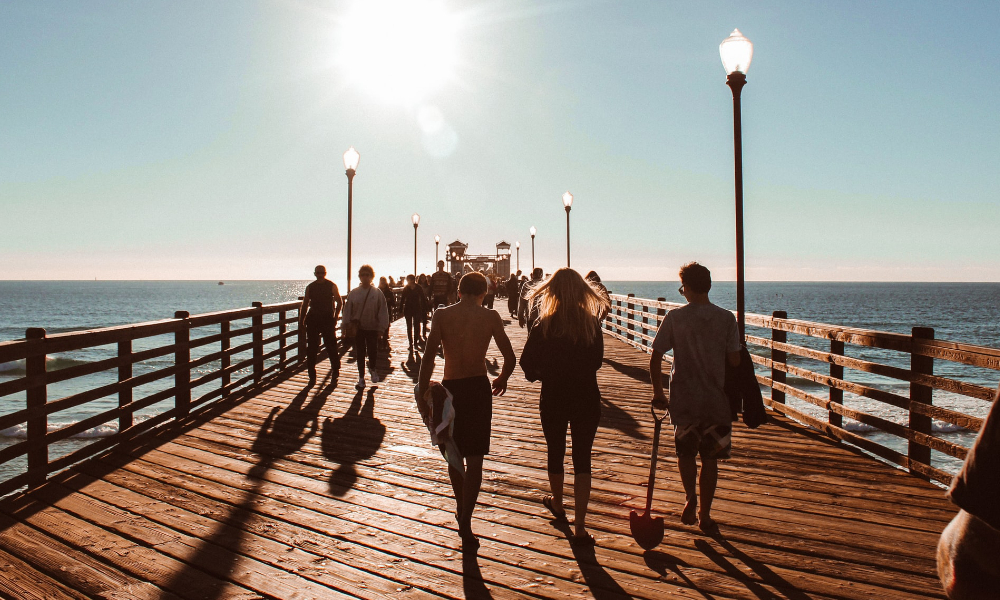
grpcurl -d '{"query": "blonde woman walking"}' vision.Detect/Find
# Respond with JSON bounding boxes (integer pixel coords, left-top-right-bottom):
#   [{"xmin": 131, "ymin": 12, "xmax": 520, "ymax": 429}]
[{"xmin": 519, "ymin": 268, "xmax": 610, "ymax": 546}]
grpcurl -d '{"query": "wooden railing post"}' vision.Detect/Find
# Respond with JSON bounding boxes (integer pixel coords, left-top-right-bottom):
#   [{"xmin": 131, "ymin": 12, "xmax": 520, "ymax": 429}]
[
  {"xmin": 174, "ymin": 311, "xmax": 190, "ymax": 417},
  {"xmin": 771, "ymin": 311, "xmax": 787, "ymax": 404},
  {"xmin": 252, "ymin": 302, "xmax": 264, "ymax": 383},
  {"xmin": 909, "ymin": 327, "xmax": 934, "ymax": 476},
  {"xmin": 25, "ymin": 327, "xmax": 47, "ymax": 488},
  {"xmin": 278, "ymin": 309, "xmax": 287, "ymax": 366},
  {"xmin": 626, "ymin": 294, "xmax": 635, "ymax": 343},
  {"xmin": 829, "ymin": 340, "xmax": 844, "ymax": 427},
  {"xmin": 118, "ymin": 339, "xmax": 133, "ymax": 434},
  {"xmin": 220, "ymin": 320, "xmax": 231, "ymax": 396},
  {"xmin": 297, "ymin": 296, "xmax": 306, "ymax": 363},
  {"xmin": 656, "ymin": 298, "xmax": 666, "ymax": 351}
]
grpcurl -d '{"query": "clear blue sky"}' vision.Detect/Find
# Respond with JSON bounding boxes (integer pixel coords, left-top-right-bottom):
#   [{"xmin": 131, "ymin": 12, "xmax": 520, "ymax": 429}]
[{"xmin": 2, "ymin": 1, "xmax": 998, "ymax": 284}]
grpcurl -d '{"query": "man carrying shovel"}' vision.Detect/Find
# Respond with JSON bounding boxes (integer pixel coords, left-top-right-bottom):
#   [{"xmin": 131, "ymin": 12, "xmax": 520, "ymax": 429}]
[{"xmin": 649, "ymin": 262, "xmax": 741, "ymax": 532}]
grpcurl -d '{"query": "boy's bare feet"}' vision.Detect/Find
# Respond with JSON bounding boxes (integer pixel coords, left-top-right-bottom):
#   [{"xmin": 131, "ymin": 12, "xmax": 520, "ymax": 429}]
[
  {"xmin": 681, "ymin": 500, "xmax": 698, "ymax": 525},
  {"xmin": 698, "ymin": 513, "xmax": 718, "ymax": 532}
]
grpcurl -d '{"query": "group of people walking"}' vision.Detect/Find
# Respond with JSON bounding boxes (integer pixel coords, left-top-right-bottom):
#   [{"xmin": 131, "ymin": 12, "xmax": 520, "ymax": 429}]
[
  {"xmin": 299, "ymin": 264, "xmax": 389, "ymax": 391},
  {"xmin": 301, "ymin": 258, "xmax": 740, "ymax": 550}
]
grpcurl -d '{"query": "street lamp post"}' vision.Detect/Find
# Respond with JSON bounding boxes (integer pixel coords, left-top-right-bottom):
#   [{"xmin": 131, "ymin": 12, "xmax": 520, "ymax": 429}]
[
  {"xmin": 515, "ymin": 241, "xmax": 520, "ymax": 272},
  {"xmin": 412, "ymin": 213, "xmax": 420, "ymax": 276},
  {"xmin": 562, "ymin": 191, "xmax": 573, "ymax": 268},
  {"xmin": 720, "ymin": 28, "xmax": 753, "ymax": 340},
  {"xmin": 529, "ymin": 226, "xmax": 537, "ymax": 271},
  {"xmin": 434, "ymin": 234, "xmax": 440, "ymax": 268},
  {"xmin": 343, "ymin": 147, "xmax": 360, "ymax": 291}
]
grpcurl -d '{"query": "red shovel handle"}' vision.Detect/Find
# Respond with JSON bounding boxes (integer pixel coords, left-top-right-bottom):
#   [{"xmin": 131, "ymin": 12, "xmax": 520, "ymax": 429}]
[{"xmin": 643, "ymin": 408, "xmax": 667, "ymax": 514}]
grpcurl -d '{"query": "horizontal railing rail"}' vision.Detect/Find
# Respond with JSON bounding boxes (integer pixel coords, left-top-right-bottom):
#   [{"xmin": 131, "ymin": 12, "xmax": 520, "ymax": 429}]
[
  {"xmin": 602, "ymin": 293, "xmax": 998, "ymax": 486},
  {"xmin": 0, "ymin": 287, "xmax": 406, "ymax": 498}
]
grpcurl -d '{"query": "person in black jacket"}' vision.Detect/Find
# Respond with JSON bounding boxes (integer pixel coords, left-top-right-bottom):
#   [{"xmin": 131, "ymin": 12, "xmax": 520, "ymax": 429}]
[
  {"xmin": 400, "ymin": 274, "xmax": 427, "ymax": 361},
  {"xmin": 520, "ymin": 268, "xmax": 611, "ymax": 546}
]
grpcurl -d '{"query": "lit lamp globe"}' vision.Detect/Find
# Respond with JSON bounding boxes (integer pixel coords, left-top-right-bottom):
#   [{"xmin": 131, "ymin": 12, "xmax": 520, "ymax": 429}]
[
  {"xmin": 530, "ymin": 226, "xmax": 536, "ymax": 237},
  {"xmin": 343, "ymin": 146, "xmax": 360, "ymax": 172},
  {"xmin": 412, "ymin": 213, "xmax": 420, "ymax": 227},
  {"xmin": 562, "ymin": 191, "xmax": 573, "ymax": 210},
  {"xmin": 434, "ymin": 234, "xmax": 440, "ymax": 243},
  {"xmin": 719, "ymin": 29, "xmax": 753, "ymax": 77}
]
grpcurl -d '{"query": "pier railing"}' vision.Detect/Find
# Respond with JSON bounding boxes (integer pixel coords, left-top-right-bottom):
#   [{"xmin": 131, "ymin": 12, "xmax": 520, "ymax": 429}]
[
  {"xmin": 603, "ymin": 293, "xmax": 999, "ymax": 486},
  {"xmin": 0, "ymin": 289, "xmax": 405, "ymax": 497}
]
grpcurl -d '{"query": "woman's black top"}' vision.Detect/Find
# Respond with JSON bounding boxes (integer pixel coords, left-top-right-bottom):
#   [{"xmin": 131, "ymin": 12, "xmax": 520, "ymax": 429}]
[
  {"xmin": 400, "ymin": 284, "xmax": 427, "ymax": 317},
  {"xmin": 520, "ymin": 323, "xmax": 603, "ymax": 406}
]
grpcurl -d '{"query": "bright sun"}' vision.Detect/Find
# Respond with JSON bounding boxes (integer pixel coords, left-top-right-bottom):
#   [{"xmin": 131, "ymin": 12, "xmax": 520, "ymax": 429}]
[{"xmin": 337, "ymin": 0, "xmax": 460, "ymax": 105}]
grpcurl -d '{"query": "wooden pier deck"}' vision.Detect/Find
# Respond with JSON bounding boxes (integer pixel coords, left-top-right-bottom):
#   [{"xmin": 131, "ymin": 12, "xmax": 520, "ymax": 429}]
[{"xmin": 0, "ymin": 318, "xmax": 953, "ymax": 599}]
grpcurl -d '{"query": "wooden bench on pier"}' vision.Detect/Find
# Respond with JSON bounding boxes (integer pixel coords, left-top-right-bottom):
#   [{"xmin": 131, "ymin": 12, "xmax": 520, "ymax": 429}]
[{"xmin": 0, "ymin": 295, "xmax": 995, "ymax": 599}]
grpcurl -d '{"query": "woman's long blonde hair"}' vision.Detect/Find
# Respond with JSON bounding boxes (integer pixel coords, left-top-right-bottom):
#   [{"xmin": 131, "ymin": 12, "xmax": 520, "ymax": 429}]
[{"xmin": 527, "ymin": 268, "xmax": 611, "ymax": 345}]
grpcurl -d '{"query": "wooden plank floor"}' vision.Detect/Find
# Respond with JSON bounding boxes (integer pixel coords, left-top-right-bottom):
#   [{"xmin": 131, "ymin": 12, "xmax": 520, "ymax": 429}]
[{"xmin": 0, "ymin": 318, "xmax": 954, "ymax": 599}]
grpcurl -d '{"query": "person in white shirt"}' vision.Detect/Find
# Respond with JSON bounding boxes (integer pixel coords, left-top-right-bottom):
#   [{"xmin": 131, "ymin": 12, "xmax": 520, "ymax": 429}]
[{"xmin": 343, "ymin": 265, "xmax": 390, "ymax": 390}]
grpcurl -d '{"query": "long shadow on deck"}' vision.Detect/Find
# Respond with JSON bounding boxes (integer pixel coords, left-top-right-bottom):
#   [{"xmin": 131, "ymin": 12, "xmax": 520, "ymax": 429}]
[
  {"xmin": 322, "ymin": 388, "xmax": 386, "ymax": 496},
  {"xmin": 695, "ymin": 534, "xmax": 811, "ymax": 600},
  {"xmin": 157, "ymin": 374, "xmax": 334, "ymax": 599}
]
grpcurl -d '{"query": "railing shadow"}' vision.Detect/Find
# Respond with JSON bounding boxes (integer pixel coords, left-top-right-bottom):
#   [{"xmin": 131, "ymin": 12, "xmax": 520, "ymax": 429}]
[
  {"xmin": 153, "ymin": 374, "xmax": 333, "ymax": 599},
  {"xmin": 322, "ymin": 388, "xmax": 386, "ymax": 496},
  {"xmin": 599, "ymin": 397, "xmax": 647, "ymax": 441},
  {"xmin": 603, "ymin": 357, "xmax": 650, "ymax": 383}
]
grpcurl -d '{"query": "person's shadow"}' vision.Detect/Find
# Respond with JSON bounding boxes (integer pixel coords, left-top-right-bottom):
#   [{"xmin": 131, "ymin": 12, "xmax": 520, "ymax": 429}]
[
  {"xmin": 462, "ymin": 547, "xmax": 494, "ymax": 599},
  {"xmin": 321, "ymin": 388, "xmax": 386, "ymax": 496},
  {"xmin": 694, "ymin": 534, "xmax": 811, "ymax": 600},
  {"xmin": 553, "ymin": 521, "xmax": 634, "ymax": 599}
]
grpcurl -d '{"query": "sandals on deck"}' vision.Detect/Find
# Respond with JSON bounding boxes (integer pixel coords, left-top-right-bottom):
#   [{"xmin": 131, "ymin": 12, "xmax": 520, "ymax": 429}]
[
  {"xmin": 542, "ymin": 496, "xmax": 567, "ymax": 522},
  {"xmin": 570, "ymin": 532, "xmax": 596, "ymax": 547}
]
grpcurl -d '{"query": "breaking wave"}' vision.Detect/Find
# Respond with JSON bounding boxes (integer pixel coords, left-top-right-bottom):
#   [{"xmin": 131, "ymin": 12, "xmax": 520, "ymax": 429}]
[
  {"xmin": 0, "ymin": 356, "xmax": 93, "ymax": 376},
  {"xmin": 0, "ymin": 415, "xmax": 150, "ymax": 440}
]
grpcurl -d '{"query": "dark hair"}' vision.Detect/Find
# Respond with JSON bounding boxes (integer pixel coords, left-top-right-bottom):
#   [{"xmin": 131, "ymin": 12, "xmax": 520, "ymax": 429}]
[
  {"xmin": 585, "ymin": 270, "xmax": 600, "ymax": 283},
  {"xmin": 458, "ymin": 272, "xmax": 488, "ymax": 296},
  {"xmin": 679, "ymin": 262, "xmax": 711, "ymax": 294},
  {"xmin": 314, "ymin": 265, "xmax": 326, "ymax": 274},
  {"xmin": 531, "ymin": 267, "xmax": 543, "ymax": 279},
  {"xmin": 359, "ymin": 264, "xmax": 374, "ymax": 277},
  {"xmin": 406, "ymin": 274, "xmax": 415, "ymax": 282}
]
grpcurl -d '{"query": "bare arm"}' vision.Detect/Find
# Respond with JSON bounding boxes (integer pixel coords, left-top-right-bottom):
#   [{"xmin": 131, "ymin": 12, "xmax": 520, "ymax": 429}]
[
  {"xmin": 491, "ymin": 312, "xmax": 516, "ymax": 396},
  {"xmin": 332, "ymin": 284, "xmax": 343, "ymax": 321},
  {"xmin": 299, "ymin": 289, "xmax": 311, "ymax": 326},
  {"xmin": 650, "ymin": 349, "xmax": 667, "ymax": 410},
  {"xmin": 416, "ymin": 312, "xmax": 443, "ymax": 417}
]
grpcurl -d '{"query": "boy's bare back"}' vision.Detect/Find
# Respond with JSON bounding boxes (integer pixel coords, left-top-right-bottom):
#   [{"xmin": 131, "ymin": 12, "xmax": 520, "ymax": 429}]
[{"xmin": 434, "ymin": 302, "xmax": 510, "ymax": 380}]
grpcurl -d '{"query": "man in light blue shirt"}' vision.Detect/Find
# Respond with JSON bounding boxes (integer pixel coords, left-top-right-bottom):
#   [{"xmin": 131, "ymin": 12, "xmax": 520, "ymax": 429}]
[{"xmin": 650, "ymin": 262, "xmax": 741, "ymax": 531}]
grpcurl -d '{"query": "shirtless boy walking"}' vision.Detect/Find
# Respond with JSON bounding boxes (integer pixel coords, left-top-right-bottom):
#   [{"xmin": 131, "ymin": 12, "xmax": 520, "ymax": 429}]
[{"xmin": 417, "ymin": 272, "xmax": 516, "ymax": 546}]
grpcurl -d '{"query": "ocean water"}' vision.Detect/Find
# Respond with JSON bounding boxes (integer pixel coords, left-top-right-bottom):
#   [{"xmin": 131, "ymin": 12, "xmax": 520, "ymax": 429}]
[
  {"xmin": 604, "ymin": 281, "xmax": 1000, "ymax": 475},
  {"xmin": 1, "ymin": 281, "xmax": 997, "ymax": 483}
]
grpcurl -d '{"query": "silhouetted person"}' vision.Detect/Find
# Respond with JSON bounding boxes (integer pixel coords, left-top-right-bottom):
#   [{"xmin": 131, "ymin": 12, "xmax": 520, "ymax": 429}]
[
  {"xmin": 344, "ymin": 264, "xmax": 389, "ymax": 390},
  {"xmin": 506, "ymin": 273, "xmax": 519, "ymax": 317},
  {"xmin": 431, "ymin": 260, "xmax": 451, "ymax": 310},
  {"xmin": 400, "ymin": 274, "xmax": 428, "ymax": 361},
  {"xmin": 518, "ymin": 267, "xmax": 544, "ymax": 331},
  {"xmin": 937, "ymin": 383, "xmax": 1000, "ymax": 598},
  {"xmin": 417, "ymin": 272, "xmax": 515, "ymax": 547},
  {"xmin": 650, "ymin": 262, "xmax": 740, "ymax": 531},
  {"xmin": 299, "ymin": 265, "xmax": 342, "ymax": 382},
  {"xmin": 585, "ymin": 271, "xmax": 611, "ymax": 321},
  {"xmin": 520, "ymin": 268, "xmax": 610, "ymax": 546},
  {"xmin": 418, "ymin": 273, "xmax": 432, "ymax": 338}
]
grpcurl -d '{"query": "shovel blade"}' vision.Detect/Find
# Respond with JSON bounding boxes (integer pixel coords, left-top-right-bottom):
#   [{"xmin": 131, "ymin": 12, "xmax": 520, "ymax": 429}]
[{"xmin": 629, "ymin": 510, "xmax": 664, "ymax": 550}]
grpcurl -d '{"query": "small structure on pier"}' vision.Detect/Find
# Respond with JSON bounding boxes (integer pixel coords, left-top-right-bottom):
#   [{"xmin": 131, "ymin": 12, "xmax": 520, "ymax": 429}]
[{"xmin": 446, "ymin": 240, "xmax": 512, "ymax": 278}]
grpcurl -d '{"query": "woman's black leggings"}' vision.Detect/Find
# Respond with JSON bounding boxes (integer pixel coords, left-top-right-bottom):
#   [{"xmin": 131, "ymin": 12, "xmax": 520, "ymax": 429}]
[
  {"xmin": 540, "ymin": 399, "xmax": 601, "ymax": 475},
  {"xmin": 354, "ymin": 329, "xmax": 378, "ymax": 375}
]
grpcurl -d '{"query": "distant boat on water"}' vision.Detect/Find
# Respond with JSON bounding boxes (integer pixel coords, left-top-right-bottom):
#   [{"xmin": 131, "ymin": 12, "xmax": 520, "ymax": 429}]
[{"xmin": 218, "ymin": 282, "xmax": 224, "ymax": 286}]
